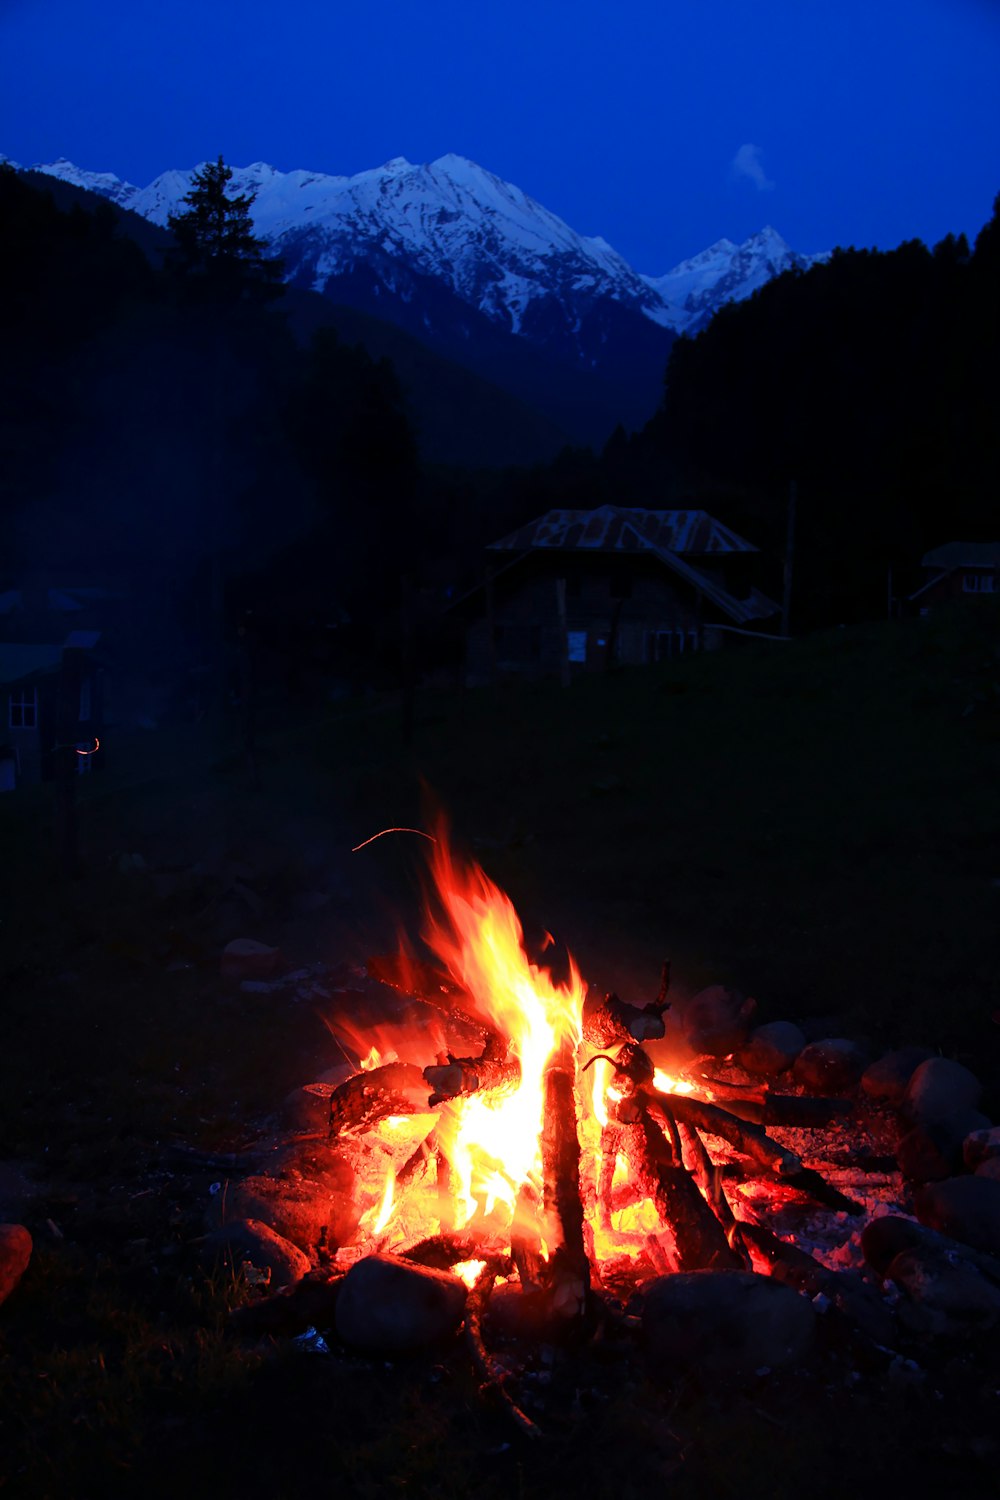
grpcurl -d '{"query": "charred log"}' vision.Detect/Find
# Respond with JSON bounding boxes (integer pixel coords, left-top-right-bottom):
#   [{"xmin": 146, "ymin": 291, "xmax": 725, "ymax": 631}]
[
  {"xmin": 401, "ymin": 1232, "xmax": 508, "ymax": 1271},
  {"xmin": 511, "ymin": 1181, "xmax": 545, "ymax": 1291},
  {"xmin": 582, "ymin": 990, "xmax": 667, "ymax": 1050},
  {"xmin": 541, "ymin": 1045, "xmax": 590, "ymax": 1322},
  {"xmin": 676, "ymin": 1120, "xmax": 752, "ymax": 1268},
  {"xmin": 465, "ymin": 1267, "xmax": 541, "ymax": 1440},
  {"xmin": 645, "ymin": 1090, "xmax": 803, "ymax": 1177},
  {"xmin": 423, "ymin": 1032, "xmax": 520, "ymax": 1106},
  {"xmin": 619, "ymin": 1114, "xmax": 743, "ymax": 1271},
  {"xmin": 718, "ymin": 1094, "xmax": 853, "ymax": 1128},
  {"xmin": 328, "ymin": 1063, "xmax": 431, "ymax": 1137}
]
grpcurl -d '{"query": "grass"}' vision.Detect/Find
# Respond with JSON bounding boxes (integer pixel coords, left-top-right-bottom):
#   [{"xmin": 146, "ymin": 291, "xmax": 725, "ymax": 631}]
[{"xmin": 1, "ymin": 602, "xmax": 999, "ymax": 1494}]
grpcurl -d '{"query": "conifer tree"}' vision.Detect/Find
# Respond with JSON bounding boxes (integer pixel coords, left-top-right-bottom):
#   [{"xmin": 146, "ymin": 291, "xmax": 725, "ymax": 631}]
[{"xmin": 167, "ymin": 155, "xmax": 283, "ymax": 300}]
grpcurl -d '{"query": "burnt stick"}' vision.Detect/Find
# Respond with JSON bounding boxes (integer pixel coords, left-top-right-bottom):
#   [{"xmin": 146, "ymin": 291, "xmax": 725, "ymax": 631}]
[
  {"xmin": 541, "ymin": 1042, "xmax": 590, "ymax": 1322},
  {"xmin": 645, "ymin": 1090, "xmax": 803, "ymax": 1177},
  {"xmin": 619, "ymin": 1113, "xmax": 743, "ymax": 1271},
  {"xmin": 329, "ymin": 1062, "xmax": 431, "ymax": 1137}
]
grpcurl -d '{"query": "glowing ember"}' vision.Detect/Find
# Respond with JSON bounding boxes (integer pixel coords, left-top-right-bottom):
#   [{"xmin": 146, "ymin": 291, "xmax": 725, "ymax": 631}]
[
  {"xmin": 652, "ymin": 1068, "xmax": 695, "ymax": 1096},
  {"xmin": 452, "ymin": 1258, "xmax": 487, "ymax": 1289}
]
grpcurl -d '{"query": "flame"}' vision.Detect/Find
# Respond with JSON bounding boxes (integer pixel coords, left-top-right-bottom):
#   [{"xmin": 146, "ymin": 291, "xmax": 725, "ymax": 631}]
[
  {"xmin": 371, "ymin": 1168, "xmax": 396, "ymax": 1235},
  {"xmin": 360, "ymin": 1045, "xmax": 383, "ymax": 1073},
  {"xmin": 652, "ymin": 1068, "xmax": 695, "ymax": 1096},
  {"xmin": 452, "ymin": 1258, "xmax": 487, "ymax": 1289},
  {"xmin": 418, "ymin": 831, "xmax": 587, "ymax": 1227}
]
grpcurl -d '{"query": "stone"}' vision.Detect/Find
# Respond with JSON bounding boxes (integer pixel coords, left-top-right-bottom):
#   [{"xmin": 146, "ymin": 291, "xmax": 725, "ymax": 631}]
[
  {"xmin": 681, "ymin": 986, "xmax": 757, "ymax": 1058},
  {"xmin": 739, "ymin": 1021, "xmax": 805, "ymax": 1077},
  {"xmin": 885, "ymin": 1245, "xmax": 1000, "ymax": 1337},
  {"xmin": 861, "ymin": 1047, "xmax": 935, "ymax": 1106},
  {"xmin": 964, "ymin": 1126, "xmax": 1000, "ymax": 1170},
  {"xmin": 221, "ymin": 1170, "xmax": 359, "ymax": 1255},
  {"xmin": 202, "ymin": 1219, "xmax": 311, "ymax": 1288},
  {"xmin": 915, "ymin": 1176, "xmax": 1000, "ymax": 1254},
  {"xmin": 220, "ymin": 938, "xmax": 282, "ymax": 982},
  {"xmin": 896, "ymin": 1110, "xmax": 992, "ymax": 1183},
  {"xmin": 792, "ymin": 1038, "xmax": 865, "ymax": 1093},
  {"xmin": 642, "ymin": 1270, "xmax": 815, "ymax": 1382},
  {"xmin": 335, "ymin": 1253, "xmax": 467, "ymax": 1353},
  {"xmin": 902, "ymin": 1058, "xmax": 982, "ymax": 1125},
  {"xmin": 0, "ymin": 1223, "xmax": 32, "ymax": 1307},
  {"xmin": 976, "ymin": 1158, "xmax": 1000, "ymax": 1183},
  {"xmin": 862, "ymin": 1213, "xmax": 1000, "ymax": 1281},
  {"xmin": 282, "ymin": 1063, "xmax": 355, "ymax": 1132}
]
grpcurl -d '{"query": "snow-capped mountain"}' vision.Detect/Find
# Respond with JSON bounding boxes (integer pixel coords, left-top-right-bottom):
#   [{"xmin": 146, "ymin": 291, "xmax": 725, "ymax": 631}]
[{"xmin": 27, "ymin": 154, "xmax": 822, "ymax": 342}]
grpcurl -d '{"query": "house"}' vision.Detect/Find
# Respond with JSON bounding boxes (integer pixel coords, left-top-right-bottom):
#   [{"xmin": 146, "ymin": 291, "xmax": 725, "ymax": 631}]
[
  {"xmin": 461, "ymin": 506, "xmax": 779, "ymax": 683},
  {"xmin": 908, "ymin": 543, "xmax": 1000, "ymax": 613},
  {"xmin": 0, "ymin": 583, "xmax": 107, "ymax": 789}
]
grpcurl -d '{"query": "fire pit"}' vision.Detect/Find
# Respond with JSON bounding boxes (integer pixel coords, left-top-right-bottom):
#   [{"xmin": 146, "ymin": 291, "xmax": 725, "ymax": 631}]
[{"xmin": 217, "ymin": 828, "xmax": 998, "ymax": 1437}]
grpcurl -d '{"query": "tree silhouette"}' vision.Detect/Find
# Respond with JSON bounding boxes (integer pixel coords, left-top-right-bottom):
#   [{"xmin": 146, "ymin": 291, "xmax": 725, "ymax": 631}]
[{"xmin": 167, "ymin": 155, "xmax": 283, "ymax": 301}]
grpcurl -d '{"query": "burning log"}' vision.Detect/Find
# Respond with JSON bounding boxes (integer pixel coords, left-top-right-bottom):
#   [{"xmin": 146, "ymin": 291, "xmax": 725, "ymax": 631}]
[
  {"xmin": 645, "ymin": 1090, "xmax": 803, "ymax": 1178},
  {"xmin": 676, "ymin": 1120, "xmax": 752, "ymax": 1269},
  {"xmin": 401, "ymin": 1231, "xmax": 507, "ymax": 1270},
  {"xmin": 328, "ymin": 1062, "xmax": 430, "ymax": 1137},
  {"xmin": 619, "ymin": 1113, "xmax": 743, "ymax": 1271},
  {"xmin": 423, "ymin": 1032, "xmax": 521, "ymax": 1106},
  {"xmin": 540, "ymin": 1044, "xmax": 590, "ymax": 1322},
  {"xmin": 511, "ymin": 1181, "xmax": 545, "ymax": 1291},
  {"xmin": 582, "ymin": 990, "xmax": 667, "ymax": 1050},
  {"xmin": 712, "ymin": 1093, "xmax": 854, "ymax": 1128}
]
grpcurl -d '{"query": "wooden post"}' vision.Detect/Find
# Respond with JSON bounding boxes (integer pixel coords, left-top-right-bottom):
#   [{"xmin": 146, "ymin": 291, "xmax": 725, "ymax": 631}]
[
  {"xmin": 555, "ymin": 576, "xmax": 570, "ymax": 689},
  {"xmin": 781, "ymin": 479, "xmax": 797, "ymax": 638},
  {"xmin": 484, "ymin": 566, "xmax": 497, "ymax": 686}
]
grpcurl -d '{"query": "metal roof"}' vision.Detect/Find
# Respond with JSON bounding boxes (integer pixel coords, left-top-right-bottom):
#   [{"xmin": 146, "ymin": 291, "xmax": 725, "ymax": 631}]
[
  {"xmin": 921, "ymin": 542, "xmax": 1000, "ymax": 570},
  {"xmin": 487, "ymin": 506, "xmax": 777, "ymax": 626},
  {"xmin": 488, "ymin": 506, "xmax": 759, "ymax": 556},
  {"xmin": 0, "ymin": 644, "xmax": 63, "ymax": 684}
]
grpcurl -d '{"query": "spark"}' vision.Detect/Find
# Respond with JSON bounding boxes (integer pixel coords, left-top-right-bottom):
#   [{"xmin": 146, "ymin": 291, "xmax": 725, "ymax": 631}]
[{"xmin": 351, "ymin": 827, "xmax": 437, "ymax": 852}]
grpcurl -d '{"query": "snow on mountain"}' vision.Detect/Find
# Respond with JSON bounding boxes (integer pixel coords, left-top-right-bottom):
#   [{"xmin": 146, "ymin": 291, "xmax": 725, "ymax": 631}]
[{"xmin": 26, "ymin": 153, "xmax": 826, "ymax": 347}]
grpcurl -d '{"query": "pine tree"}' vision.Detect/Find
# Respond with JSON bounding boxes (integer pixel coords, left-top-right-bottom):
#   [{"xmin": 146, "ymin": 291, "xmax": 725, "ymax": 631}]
[{"xmin": 167, "ymin": 155, "xmax": 283, "ymax": 300}]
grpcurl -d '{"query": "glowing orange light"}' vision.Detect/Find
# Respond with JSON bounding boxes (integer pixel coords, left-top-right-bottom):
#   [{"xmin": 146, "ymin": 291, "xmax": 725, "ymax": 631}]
[
  {"xmin": 652, "ymin": 1068, "xmax": 695, "ymax": 1096},
  {"xmin": 452, "ymin": 1258, "xmax": 487, "ymax": 1289},
  {"xmin": 75, "ymin": 737, "xmax": 100, "ymax": 756}
]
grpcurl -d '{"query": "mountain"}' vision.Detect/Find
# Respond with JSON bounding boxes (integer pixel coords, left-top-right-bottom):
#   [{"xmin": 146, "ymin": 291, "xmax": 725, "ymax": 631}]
[{"xmin": 18, "ymin": 153, "xmax": 826, "ymax": 442}]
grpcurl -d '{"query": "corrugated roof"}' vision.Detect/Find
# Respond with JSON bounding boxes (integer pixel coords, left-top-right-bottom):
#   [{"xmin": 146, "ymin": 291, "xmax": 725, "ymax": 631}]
[
  {"xmin": 921, "ymin": 542, "xmax": 1000, "ymax": 569},
  {"xmin": 489, "ymin": 506, "xmax": 759, "ymax": 556},
  {"xmin": 487, "ymin": 505, "xmax": 777, "ymax": 626}
]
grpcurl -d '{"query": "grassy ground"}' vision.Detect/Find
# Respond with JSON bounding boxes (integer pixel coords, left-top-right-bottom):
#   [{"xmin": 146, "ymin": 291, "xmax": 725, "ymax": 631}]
[{"xmin": 1, "ymin": 603, "xmax": 999, "ymax": 1495}]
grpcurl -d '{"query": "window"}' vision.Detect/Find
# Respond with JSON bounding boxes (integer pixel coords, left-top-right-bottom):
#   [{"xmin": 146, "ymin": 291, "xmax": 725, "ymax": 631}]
[
  {"xmin": 567, "ymin": 630, "xmax": 587, "ymax": 663},
  {"xmin": 9, "ymin": 687, "xmax": 37, "ymax": 729},
  {"xmin": 963, "ymin": 573, "xmax": 995, "ymax": 594}
]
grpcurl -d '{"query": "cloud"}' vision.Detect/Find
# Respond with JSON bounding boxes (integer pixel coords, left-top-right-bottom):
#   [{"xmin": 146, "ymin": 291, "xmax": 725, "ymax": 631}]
[{"xmin": 732, "ymin": 144, "xmax": 775, "ymax": 192}]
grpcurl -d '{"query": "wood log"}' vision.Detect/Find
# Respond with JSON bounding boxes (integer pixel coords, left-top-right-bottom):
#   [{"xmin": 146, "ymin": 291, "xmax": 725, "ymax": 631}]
[
  {"xmin": 676, "ymin": 1121, "xmax": 752, "ymax": 1269},
  {"xmin": 781, "ymin": 1167, "xmax": 865, "ymax": 1216},
  {"xmin": 717, "ymin": 1094, "xmax": 854, "ymax": 1128},
  {"xmin": 464, "ymin": 1267, "xmax": 540, "ymax": 1440},
  {"xmin": 400, "ymin": 1232, "xmax": 507, "ymax": 1270},
  {"xmin": 619, "ymin": 1114, "xmax": 743, "ymax": 1272},
  {"xmin": 423, "ymin": 1033, "xmax": 520, "ymax": 1106},
  {"xmin": 541, "ymin": 1044, "xmax": 590, "ymax": 1322},
  {"xmin": 645, "ymin": 1090, "xmax": 803, "ymax": 1177},
  {"xmin": 582, "ymin": 990, "xmax": 667, "ymax": 1049},
  {"xmin": 511, "ymin": 1181, "xmax": 545, "ymax": 1291},
  {"xmin": 328, "ymin": 1062, "xmax": 431, "ymax": 1137},
  {"xmin": 596, "ymin": 1124, "xmax": 623, "ymax": 1230}
]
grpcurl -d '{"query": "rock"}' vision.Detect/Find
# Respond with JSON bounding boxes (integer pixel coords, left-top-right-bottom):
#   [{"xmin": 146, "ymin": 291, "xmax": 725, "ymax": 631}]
[
  {"xmin": 915, "ymin": 1176, "xmax": 1000, "ymax": 1254},
  {"xmin": 792, "ymin": 1038, "xmax": 865, "ymax": 1093},
  {"xmin": 739, "ymin": 1021, "xmax": 805, "ymax": 1077},
  {"xmin": 964, "ymin": 1126, "xmax": 1000, "ymax": 1170},
  {"xmin": 220, "ymin": 938, "xmax": 282, "ymax": 982},
  {"xmin": 0, "ymin": 1224, "xmax": 32, "ymax": 1307},
  {"xmin": 885, "ymin": 1245, "xmax": 1000, "ymax": 1337},
  {"xmin": 202, "ymin": 1219, "xmax": 311, "ymax": 1288},
  {"xmin": 976, "ymin": 1158, "xmax": 1000, "ymax": 1183},
  {"xmin": 221, "ymin": 1170, "xmax": 359, "ymax": 1255},
  {"xmin": 896, "ymin": 1110, "xmax": 992, "ymax": 1183},
  {"xmin": 335, "ymin": 1253, "xmax": 467, "ymax": 1353},
  {"xmin": 862, "ymin": 1213, "xmax": 1000, "ymax": 1282},
  {"xmin": 642, "ymin": 1270, "xmax": 815, "ymax": 1382},
  {"xmin": 487, "ymin": 1282, "xmax": 555, "ymax": 1341},
  {"xmin": 903, "ymin": 1058, "xmax": 982, "ymax": 1126},
  {"xmin": 282, "ymin": 1063, "xmax": 355, "ymax": 1132},
  {"xmin": 861, "ymin": 1047, "xmax": 935, "ymax": 1106},
  {"xmin": 682, "ymin": 986, "xmax": 757, "ymax": 1058}
]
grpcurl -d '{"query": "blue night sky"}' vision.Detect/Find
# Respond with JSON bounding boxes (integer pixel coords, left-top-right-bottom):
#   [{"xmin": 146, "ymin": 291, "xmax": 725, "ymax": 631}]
[{"xmin": 1, "ymin": 0, "xmax": 998, "ymax": 272}]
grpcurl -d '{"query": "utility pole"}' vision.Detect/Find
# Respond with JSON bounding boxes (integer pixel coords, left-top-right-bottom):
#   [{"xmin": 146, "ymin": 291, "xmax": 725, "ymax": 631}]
[{"xmin": 781, "ymin": 480, "xmax": 797, "ymax": 638}]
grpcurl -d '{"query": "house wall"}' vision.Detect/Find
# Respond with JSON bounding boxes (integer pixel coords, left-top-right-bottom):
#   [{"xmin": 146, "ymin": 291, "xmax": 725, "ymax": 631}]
[
  {"xmin": 466, "ymin": 559, "xmax": 706, "ymax": 682},
  {"xmin": 918, "ymin": 568, "xmax": 997, "ymax": 611}
]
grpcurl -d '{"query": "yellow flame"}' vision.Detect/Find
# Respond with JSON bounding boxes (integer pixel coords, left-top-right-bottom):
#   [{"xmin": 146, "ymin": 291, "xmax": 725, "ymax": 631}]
[
  {"xmin": 372, "ymin": 1168, "xmax": 395, "ymax": 1235},
  {"xmin": 653, "ymin": 1068, "xmax": 695, "ymax": 1095},
  {"xmin": 452, "ymin": 1258, "xmax": 487, "ymax": 1289}
]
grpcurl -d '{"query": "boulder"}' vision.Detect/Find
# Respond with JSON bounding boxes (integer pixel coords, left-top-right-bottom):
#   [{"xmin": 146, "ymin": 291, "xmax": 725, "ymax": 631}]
[
  {"xmin": 862, "ymin": 1213, "xmax": 1000, "ymax": 1281},
  {"xmin": 896, "ymin": 1110, "xmax": 992, "ymax": 1183},
  {"xmin": 682, "ymin": 986, "xmax": 756, "ymax": 1058},
  {"xmin": 0, "ymin": 1223, "xmax": 32, "ymax": 1307},
  {"xmin": 642, "ymin": 1270, "xmax": 815, "ymax": 1382},
  {"xmin": 861, "ymin": 1047, "xmax": 935, "ymax": 1107},
  {"xmin": 335, "ymin": 1253, "xmax": 467, "ymax": 1353},
  {"xmin": 902, "ymin": 1058, "xmax": 982, "ymax": 1126},
  {"xmin": 976, "ymin": 1158, "xmax": 1000, "ymax": 1183},
  {"xmin": 202, "ymin": 1219, "xmax": 311, "ymax": 1288},
  {"xmin": 220, "ymin": 938, "xmax": 282, "ymax": 982},
  {"xmin": 915, "ymin": 1176, "xmax": 1000, "ymax": 1254},
  {"xmin": 221, "ymin": 1170, "xmax": 359, "ymax": 1255},
  {"xmin": 739, "ymin": 1021, "xmax": 805, "ymax": 1078},
  {"xmin": 885, "ymin": 1245, "xmax": 1000, "ymax": 1337},
  {"xmin": 792, "ymin": 1038, "xmax": 865, "ymax": 1093},
  {"xmin": 964, "ymin": 1126, "xmax": 1000, "ymax": 1170}
]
